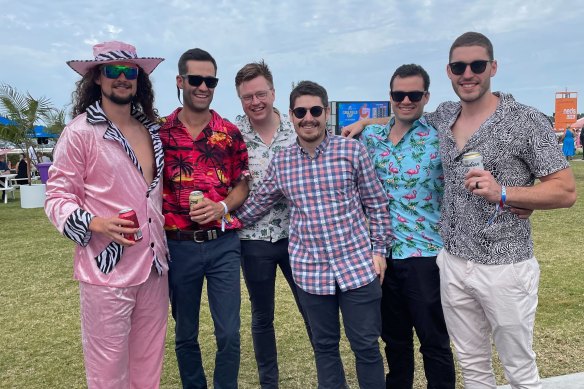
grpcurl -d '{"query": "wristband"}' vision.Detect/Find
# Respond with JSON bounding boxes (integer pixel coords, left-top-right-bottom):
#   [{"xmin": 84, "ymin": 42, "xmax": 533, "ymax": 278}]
[
  {"xmin": 219, "ymin": 201, "xmax": 228, "ymax": 232},
  {"xmin": 501, "ymin": 186, "xmax": 507, "ymax": 205},
  {"xmin": 219, "ymin": 201, "xmax": 228, "ymax": 215}
]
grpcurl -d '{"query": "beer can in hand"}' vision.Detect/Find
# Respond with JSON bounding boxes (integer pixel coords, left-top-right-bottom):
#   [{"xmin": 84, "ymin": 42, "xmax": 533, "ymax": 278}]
[
  {"xmin": 189, "ymin": 191, "xmax": 204, "ymax": 210},
  {"xmin": 118, "ymin": 208, "xmax": 143, "ymax": 241},
  {"xmin": 462, "ymin": 152, "xmax": 484, "ymax": 170}
]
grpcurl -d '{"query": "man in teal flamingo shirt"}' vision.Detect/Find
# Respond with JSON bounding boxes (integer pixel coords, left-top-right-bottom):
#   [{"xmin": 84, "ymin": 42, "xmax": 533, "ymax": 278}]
[{"xmin": 358, "ymin": 64, "xmax": 455, "ymax": 388}]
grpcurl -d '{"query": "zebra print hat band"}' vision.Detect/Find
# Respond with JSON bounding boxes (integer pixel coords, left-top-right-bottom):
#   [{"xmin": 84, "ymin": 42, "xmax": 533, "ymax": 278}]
[{"xmin": 67, "ymin": 41, "xmax": 164, "ymax": 76}]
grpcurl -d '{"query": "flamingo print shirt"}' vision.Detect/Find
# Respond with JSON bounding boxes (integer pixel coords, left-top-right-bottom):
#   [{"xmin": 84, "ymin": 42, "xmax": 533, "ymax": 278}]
[
  {"xmin": 361, "ymin": 116, "xmax": 444, "ymax": 259},
  {"xmin": 160, "ymin": 108, "xmax": 249, "ymax": 231}
]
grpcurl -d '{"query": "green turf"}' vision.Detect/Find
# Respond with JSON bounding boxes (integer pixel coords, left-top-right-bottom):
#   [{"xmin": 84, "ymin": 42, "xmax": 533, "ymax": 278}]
[{"xmin": 0, "ymin": 162, "xmax": 582, "ymax": 388}]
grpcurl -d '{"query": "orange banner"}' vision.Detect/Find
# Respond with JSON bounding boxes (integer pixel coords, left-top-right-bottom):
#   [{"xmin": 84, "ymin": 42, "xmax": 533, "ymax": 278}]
[{"xmin": 555, "ymin": 92, "xmax": 578, "ymax": 130}]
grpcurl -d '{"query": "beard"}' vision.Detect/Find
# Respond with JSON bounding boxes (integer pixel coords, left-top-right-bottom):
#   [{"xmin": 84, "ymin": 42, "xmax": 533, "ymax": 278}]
[
  {"xmin": 296, "ymin": 120, "xmax": 326, "ymax": 143},
  {"xmin": 103, "ymin": 90, "xmax": 135, "ymax": 105},
  {"xmin": 102, "ymin": 81, "xmax": 136, "ymax": 106}
]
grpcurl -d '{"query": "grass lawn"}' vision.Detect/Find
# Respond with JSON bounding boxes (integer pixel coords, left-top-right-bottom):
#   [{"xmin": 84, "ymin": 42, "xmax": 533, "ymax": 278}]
[{"xmin": 0, "ymin": 162, "xmax": 582, "ymax": 388}]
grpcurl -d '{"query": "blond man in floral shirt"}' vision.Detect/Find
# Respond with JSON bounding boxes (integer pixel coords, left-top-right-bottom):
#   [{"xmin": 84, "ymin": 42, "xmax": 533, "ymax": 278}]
[{"xmin": 234, "ymin": 61, "xmax": 312, "ymax": 389}]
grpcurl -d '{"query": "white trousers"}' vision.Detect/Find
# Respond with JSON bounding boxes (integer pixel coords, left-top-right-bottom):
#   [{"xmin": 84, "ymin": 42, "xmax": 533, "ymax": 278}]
[{"xmin": 436, "ymin": 249, "xmax": 542, "ymax": 389}]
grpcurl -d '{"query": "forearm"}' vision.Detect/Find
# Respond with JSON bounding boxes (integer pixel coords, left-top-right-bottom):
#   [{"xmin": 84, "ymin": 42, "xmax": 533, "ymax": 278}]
[
  {"xmin": 506, "ymin": 169, "xmax": 576, "ymax": 210},
  {"xmin": 223, "ymin": 179, "xmax": 250, "ymax": 211}
]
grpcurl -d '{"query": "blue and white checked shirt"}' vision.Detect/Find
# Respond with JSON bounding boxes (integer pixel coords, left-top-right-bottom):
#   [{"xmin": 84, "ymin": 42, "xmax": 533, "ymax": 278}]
[{"xmin": 237, "ymin": 134, "xmax": 391, "ymax": 295}]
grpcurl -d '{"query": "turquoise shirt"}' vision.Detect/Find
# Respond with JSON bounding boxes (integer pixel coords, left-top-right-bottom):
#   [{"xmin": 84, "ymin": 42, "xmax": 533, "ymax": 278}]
[{"xmin": 360, "ymin": 116, "xmax": 443, "ymax": 259}]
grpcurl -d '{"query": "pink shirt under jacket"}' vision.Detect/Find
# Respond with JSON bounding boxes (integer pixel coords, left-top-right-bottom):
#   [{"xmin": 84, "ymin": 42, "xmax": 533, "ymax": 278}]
[{"xmin": 45, "ymin": 103, "xmax": 168, "ymax": 287}]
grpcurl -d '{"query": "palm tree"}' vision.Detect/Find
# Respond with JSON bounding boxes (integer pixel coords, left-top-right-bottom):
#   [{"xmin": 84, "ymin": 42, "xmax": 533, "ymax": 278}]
[{"xmin": 0, "ymin": 83, "xmax": 66, "ymax": 184}]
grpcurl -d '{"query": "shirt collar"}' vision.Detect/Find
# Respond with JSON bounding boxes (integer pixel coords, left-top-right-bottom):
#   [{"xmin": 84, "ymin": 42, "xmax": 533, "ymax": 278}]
[
  {"xmin": 85, "ymin": 101, "xmax": 160, "ymax": 135},
  {"xmin": 386, "ymin": 115, "xmax": 428, "ymax": 135},
  {"xmin": 295, "ymin": 130, "xmax": 331, "ymax": 158},
  {"xmin": 160, "ymin": 107, "xmax": 228, "ymax": 135}
]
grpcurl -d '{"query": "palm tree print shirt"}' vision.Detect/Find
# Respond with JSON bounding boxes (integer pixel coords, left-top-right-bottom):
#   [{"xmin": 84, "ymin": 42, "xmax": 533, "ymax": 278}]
[{"xmin": 160, "ymin": 108, "xmax": 250, "ymax": 231}]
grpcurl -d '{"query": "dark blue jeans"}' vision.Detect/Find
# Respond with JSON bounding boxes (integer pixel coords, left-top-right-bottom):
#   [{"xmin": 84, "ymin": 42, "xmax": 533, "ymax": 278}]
[
  {"xmin": 297, "ymin": 280, "xmax": 385, "ymax": 389},
  {"xmin": 381, "ymin": 254, "xmax": 455, "ymax": 389},
  {"xmin": 240, "ymin": 239, "xmax": 313, "ymax": 389},
  {"xmin": 168, "ymin": 231, "xmax": 241, "ymax": 389}
]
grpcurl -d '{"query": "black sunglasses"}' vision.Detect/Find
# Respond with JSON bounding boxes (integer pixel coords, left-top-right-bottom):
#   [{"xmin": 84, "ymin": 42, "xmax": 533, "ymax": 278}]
[
  {"xmin": 181, "ymin": 75, "xmax": 219, "ymax": 88},
  {"xmin": 292, "ymin": 106, "xmax": 325, "ymax": 119},
  {"xmin": 390, "ymin": 91, "xmax": 427, "ymax": 103},
  {"xmin": 448, "ymin": 60, "xmax": 492, "ymax": 76}
]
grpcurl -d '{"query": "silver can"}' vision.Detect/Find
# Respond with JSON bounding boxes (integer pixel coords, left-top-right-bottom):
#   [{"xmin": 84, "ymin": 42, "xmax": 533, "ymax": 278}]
[
  {"xmin": 462, "ymin": 152, "xmax": 484, "ymax": 170},
  {"xmin": 189, "ymin": 190, "xmax": 204, "ymax": 210}
]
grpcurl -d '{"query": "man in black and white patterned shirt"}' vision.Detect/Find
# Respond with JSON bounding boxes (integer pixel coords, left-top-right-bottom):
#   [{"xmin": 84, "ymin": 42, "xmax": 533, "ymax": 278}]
[{"xmin": 427, "ymin": 32, "xmax": 576, "ymax": 389}]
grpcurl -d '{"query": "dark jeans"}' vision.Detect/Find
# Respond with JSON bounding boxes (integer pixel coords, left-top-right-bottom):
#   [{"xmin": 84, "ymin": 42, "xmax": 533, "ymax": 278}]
[
  {"xmin": 240, "ymin": 239, "xmax": 313, "ymax": 389},
  {"xmin": 168, "ymin": 231, "xmax": 241, "ymax": 389},
  {"xmin": 297, "ymin": 280, "xmax": 385, "ymax": 389},
  {"xmin": 381, "ymin": 254, "xmax": 455, "ymax": 389}
]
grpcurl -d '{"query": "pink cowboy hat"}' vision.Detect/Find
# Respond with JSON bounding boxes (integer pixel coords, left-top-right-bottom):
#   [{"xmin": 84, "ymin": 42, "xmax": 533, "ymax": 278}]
[{"xmin": 67, "ymin": 41, "xmax": 164, "ymax": 76}]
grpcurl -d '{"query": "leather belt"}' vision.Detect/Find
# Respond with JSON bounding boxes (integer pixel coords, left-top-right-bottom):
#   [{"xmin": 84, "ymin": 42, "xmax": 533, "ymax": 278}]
[{"xmin": 165, "ymin": 229, "xmax": 230, "ymax": 243}]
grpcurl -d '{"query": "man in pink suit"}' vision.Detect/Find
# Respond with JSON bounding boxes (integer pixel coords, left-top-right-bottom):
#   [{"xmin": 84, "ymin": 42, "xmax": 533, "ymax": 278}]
[{"xmin": 45, "ymin": 41, "xmax": 169, "ymax": 389}]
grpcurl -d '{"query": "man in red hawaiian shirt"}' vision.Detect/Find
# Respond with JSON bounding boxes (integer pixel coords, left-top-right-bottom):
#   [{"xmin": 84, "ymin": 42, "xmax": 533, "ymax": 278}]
[{"xmin": 160, "ymin": 48, "xmax": 249, "ymax": 389}]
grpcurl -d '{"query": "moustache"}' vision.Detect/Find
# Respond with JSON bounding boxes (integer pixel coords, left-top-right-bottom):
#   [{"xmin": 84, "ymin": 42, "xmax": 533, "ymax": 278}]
[
  {"xmin": 113, "ymin": 81, "xmax": 132, "ymax": 88},
  {"xmin": 299, "ymin": 120, "xmax": 320, "ymax": 127}
]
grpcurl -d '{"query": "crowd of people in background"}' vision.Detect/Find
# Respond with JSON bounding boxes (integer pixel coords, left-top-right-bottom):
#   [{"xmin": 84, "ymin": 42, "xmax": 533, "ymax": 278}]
[{"xmin": 42, "ymin": 31, "xmax": 577, "ymax": 389}]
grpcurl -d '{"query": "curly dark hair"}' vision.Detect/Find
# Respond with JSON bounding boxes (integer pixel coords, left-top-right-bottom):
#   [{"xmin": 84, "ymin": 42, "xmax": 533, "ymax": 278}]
[{"xmin": 71, "ymin": 65, "xmax": 158, "ymax": 121}]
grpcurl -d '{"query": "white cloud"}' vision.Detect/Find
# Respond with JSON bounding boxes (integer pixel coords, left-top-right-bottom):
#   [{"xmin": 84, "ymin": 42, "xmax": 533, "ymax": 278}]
[{"xmin": 0, "ymin": 0, "xmax": 582, "ymax": 120}]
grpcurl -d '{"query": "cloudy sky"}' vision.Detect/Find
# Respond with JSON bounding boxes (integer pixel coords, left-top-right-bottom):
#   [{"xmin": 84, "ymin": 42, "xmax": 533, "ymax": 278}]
[{"xmin": 1, "ymin": 0, "xmax": 583, "ymax": 124}]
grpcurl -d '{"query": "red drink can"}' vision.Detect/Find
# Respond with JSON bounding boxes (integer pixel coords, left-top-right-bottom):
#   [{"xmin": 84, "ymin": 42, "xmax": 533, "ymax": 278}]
[{"xmin": 119, "ymin": 208, "xmax": 143, "ymax": 241}]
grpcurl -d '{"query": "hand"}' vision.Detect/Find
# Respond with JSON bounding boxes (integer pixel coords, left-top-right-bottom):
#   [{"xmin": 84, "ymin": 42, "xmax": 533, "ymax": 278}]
[
  {"xmin": 372, "ymin": 254, "xmax": 387, "ymax": 284},
  {"xmin": 510, "ymin": 206, "xmax": 534, "ymax": 219},
  {"xmin": 189, "ymin": 198, "xmax": 225, "ymax": 225},
  {"xmin": 340, "ymin": 121, "xmax": 367, "ymax": 138},
  {"xmin": 464, "ymin": 169, "xmax": 501, "ymax": 204},
  {"xmin": 89, "ymin": 216, "xmax": 137, "ymax": 247}
]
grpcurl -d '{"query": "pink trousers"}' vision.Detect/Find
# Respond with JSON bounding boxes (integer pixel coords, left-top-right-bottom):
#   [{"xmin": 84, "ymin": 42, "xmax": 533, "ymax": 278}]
[{"xmin": 79, "ymin": 269, "xmax": 169, "ymax": 389}]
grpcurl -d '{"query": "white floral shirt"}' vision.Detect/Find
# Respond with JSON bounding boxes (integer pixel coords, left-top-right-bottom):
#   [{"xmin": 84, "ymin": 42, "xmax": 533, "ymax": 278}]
[{"xmin": 235, "ymin": 109, "xmax": 296, "ymax": 241}]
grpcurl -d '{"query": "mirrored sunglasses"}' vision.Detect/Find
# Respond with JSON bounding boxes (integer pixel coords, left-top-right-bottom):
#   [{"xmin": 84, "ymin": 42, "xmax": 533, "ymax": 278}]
[
  {"xmin": 102, "ymin": 65, "xmax": 139, "ymax": 80},
  {"xmin": 390, "ymin": 91, "xmax": 427, "ymax": 103},
  {"xmin": 448, "ymin": 60, "xmax": 492, "ymax": 76},
  {"xmin": 182, "ymin": 75, "xmax": 219, "ymax": 88},
  {"xmin": 292, "ymin": 106, "xmax": 324, "ymax": 119}
]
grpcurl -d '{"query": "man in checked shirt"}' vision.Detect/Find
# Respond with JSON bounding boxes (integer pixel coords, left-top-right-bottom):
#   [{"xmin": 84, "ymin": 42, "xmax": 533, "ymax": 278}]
[{"xmin": 237, "ymin": 80, "xmax": 391, "ymax": 389}]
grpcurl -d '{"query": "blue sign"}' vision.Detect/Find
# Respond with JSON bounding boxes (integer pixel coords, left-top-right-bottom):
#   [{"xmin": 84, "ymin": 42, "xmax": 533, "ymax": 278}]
[{"xmin": 337, "ymin": 101, "xmax": 390, "ymax": 128}]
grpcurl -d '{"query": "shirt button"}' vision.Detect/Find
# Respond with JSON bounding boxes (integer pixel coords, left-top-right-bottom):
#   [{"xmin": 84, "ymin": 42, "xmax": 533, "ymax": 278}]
[
  {"xmin": 150, "ymin": 243, "xmax": 154, "ymax": 248},
  {"xmin": 146, "ymin": 194, "xmax": 149, "ymax": 198},
  {"xmin": 149, "ymin": 218, "xmax": 152, "ymax": 223}
]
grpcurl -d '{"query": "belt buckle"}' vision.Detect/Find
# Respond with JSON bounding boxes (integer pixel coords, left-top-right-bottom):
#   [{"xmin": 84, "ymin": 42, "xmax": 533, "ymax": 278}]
[
  {"xmin": 193, "ymin": 229, "xmax": 218, "ymax": 243},
  {"xmin": 193, "ymin": 229, "xmax": 206, "ymax": 243}
]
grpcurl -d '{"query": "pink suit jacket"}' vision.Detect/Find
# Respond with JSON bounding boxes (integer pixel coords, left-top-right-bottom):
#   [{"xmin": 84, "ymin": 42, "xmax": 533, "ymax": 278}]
[{"xmin": 45, "ymin": 103, "xmax": 168, "ymax": 287}]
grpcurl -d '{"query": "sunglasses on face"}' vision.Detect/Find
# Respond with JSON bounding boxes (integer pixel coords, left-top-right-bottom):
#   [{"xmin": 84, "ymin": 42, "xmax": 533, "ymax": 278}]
[
  {"xmin": 102, "ymin": 65, "xmax": 139, "ymax": 80},
  {"xmin": 390, "ymin": 91, "xmax": 427, "ymax": 103},
  {"xmin": 240, "ymin": 90, "xmax": 271, "ymax": 104},
  {"xmin": 181, "ymin": 75, "xmax": 219, "ymax": 88},
  {"xmin": 292, "ymin": 106, "xmax": 325, "ymax": 119},
  {"xmin": 448, "ymin": 60, "xmax": 492, "ymax": 76}
]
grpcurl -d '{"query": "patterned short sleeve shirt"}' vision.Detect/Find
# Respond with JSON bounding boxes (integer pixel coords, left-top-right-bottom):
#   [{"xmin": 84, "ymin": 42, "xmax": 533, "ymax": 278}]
[
  {"xmin": 160, "ymin": 108, "xmax": 249, "ymax": 231},
  {"xmin": 360, "ymin": 116, "xmax": 443, "ymax": 259},
  {"xmin": 235, "ymin": 110, "xmax": 296, "ymax": 242},
  {"xmin": 426, "ymin": 92, "xmax": 570, "ymax": 265}
]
